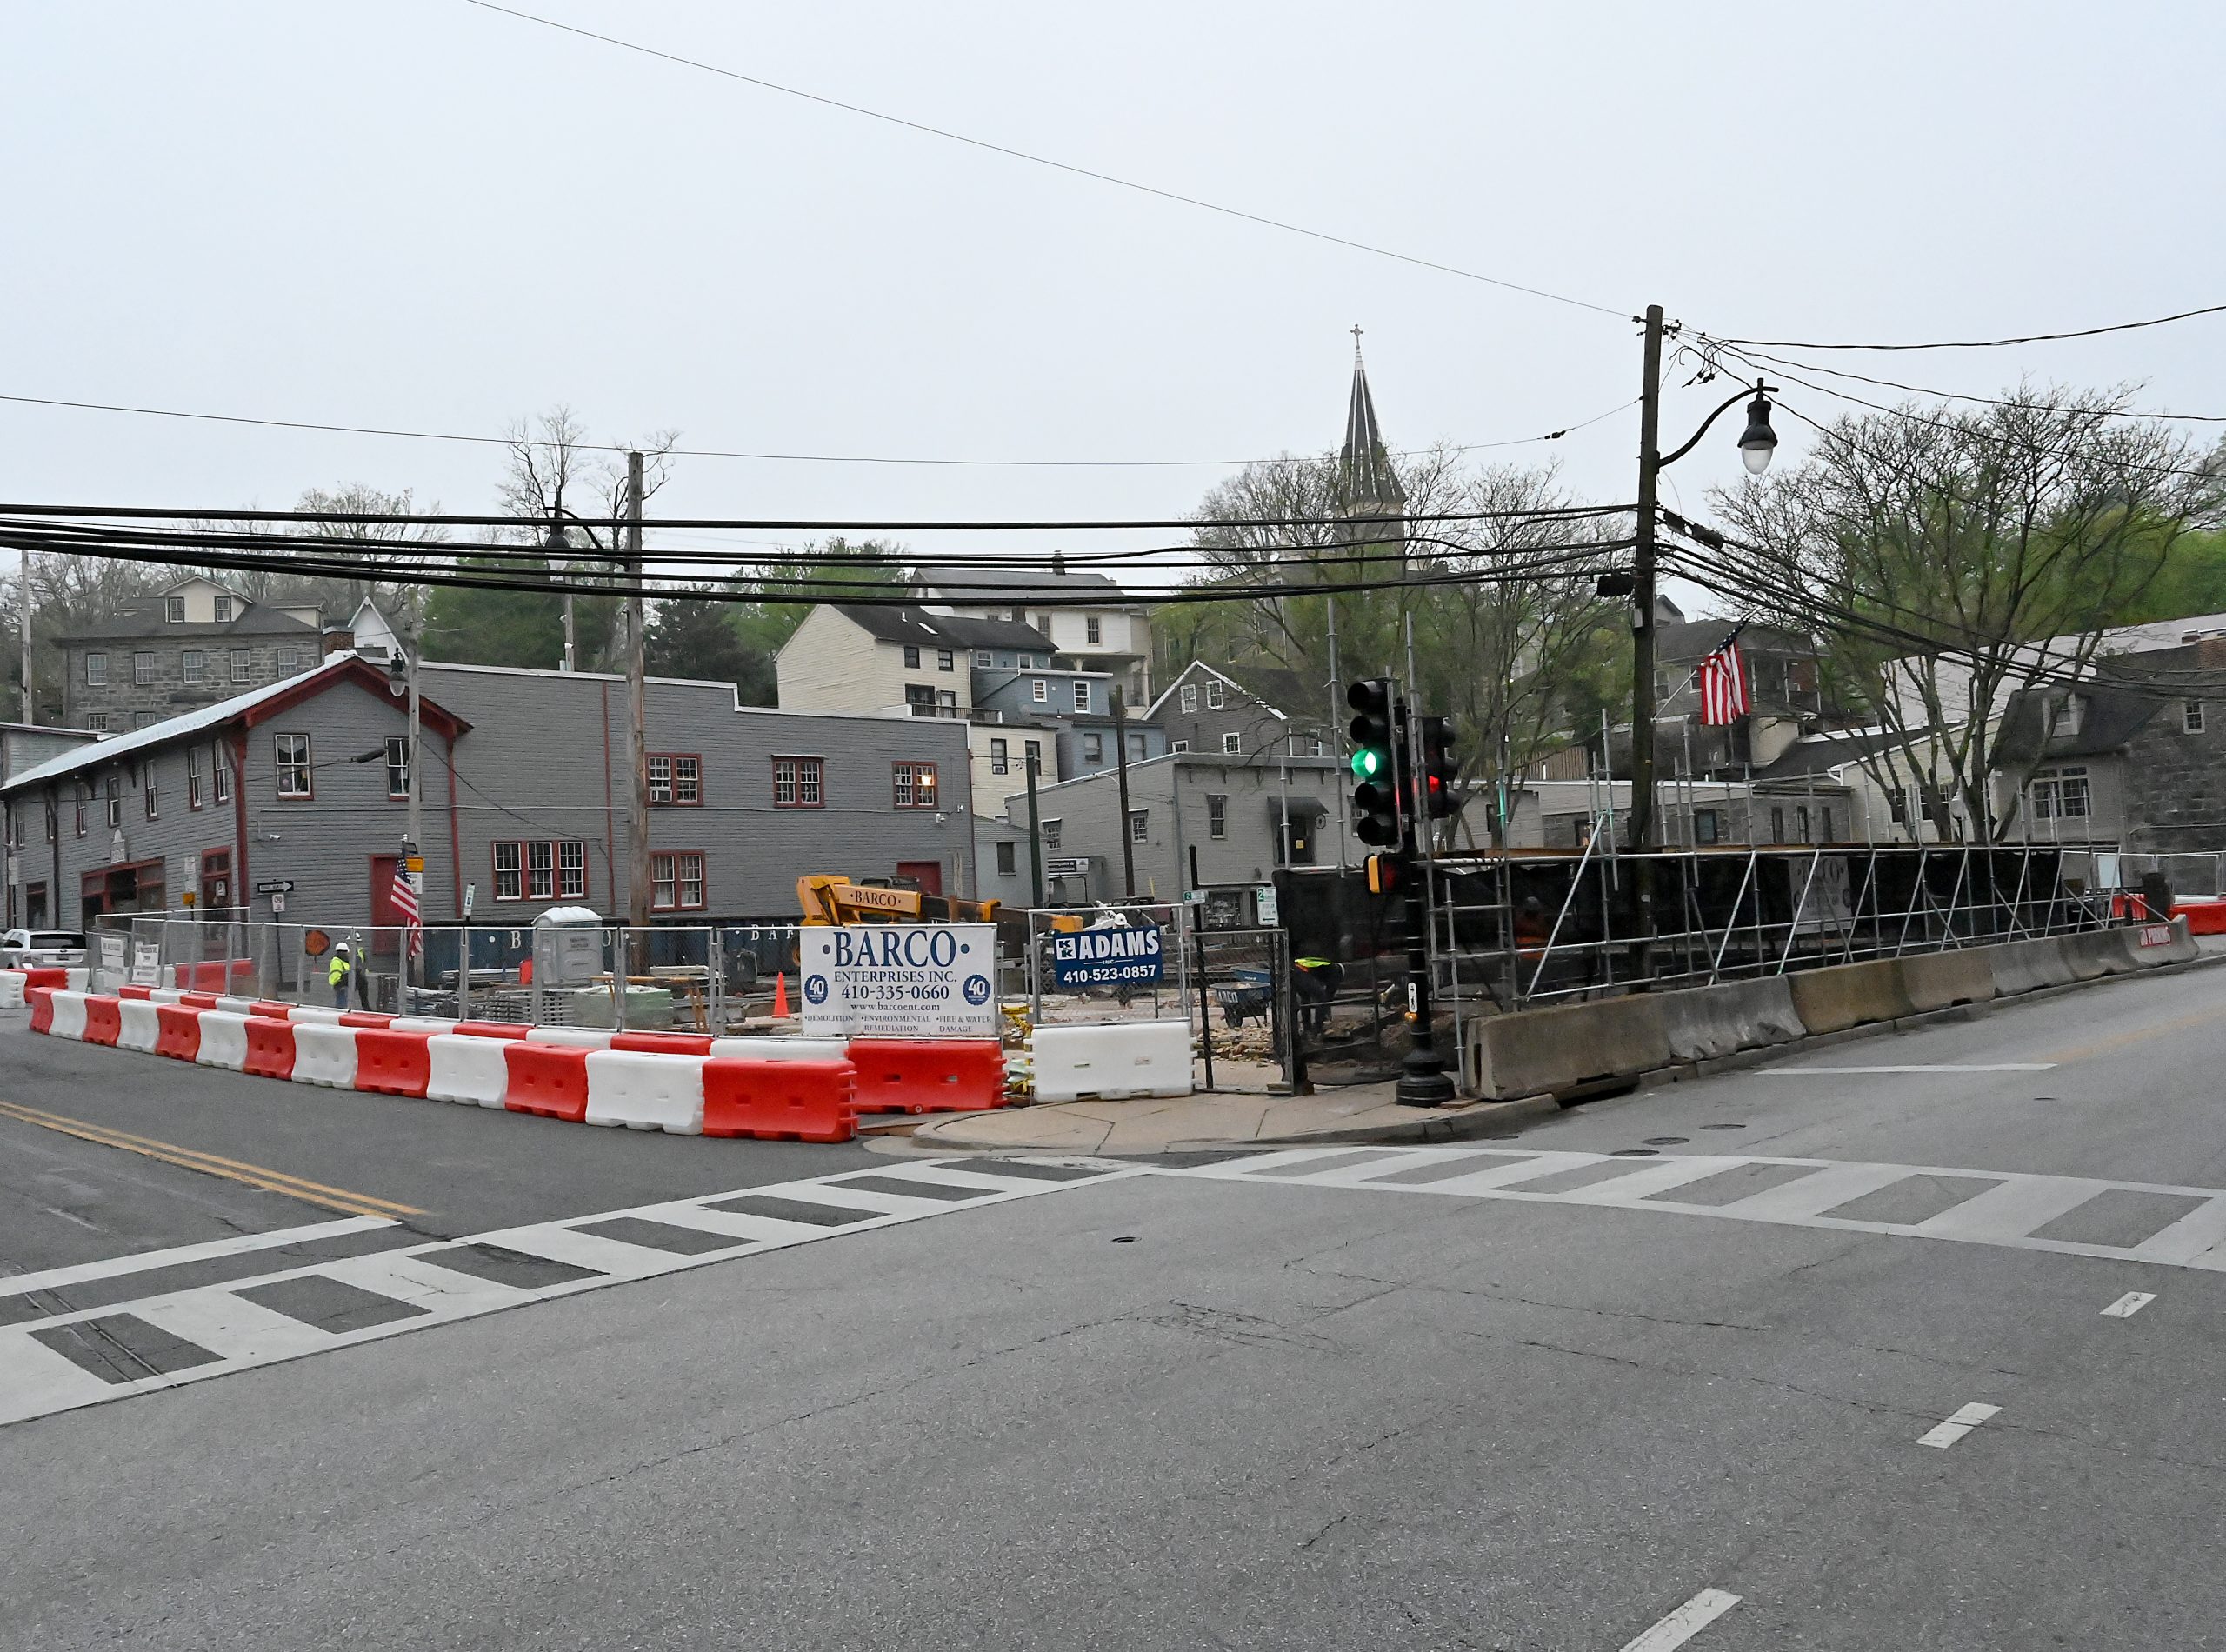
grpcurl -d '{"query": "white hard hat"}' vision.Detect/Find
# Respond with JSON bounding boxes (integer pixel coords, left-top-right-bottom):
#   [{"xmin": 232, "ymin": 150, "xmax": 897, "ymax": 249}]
[{"xmin": 335, "ymin": 941, "xmax": 350, "ymax": 954}]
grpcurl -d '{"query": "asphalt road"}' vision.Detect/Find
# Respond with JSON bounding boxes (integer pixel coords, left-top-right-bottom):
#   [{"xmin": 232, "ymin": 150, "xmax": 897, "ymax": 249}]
[{"xmin": 6, "ymin": 968, "xmax": 2226, "ymax": 1649}]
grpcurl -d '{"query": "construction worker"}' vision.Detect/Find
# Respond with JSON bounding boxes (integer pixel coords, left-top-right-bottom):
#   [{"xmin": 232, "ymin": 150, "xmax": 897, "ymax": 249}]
[
  {"xmin": 328, "ymin": 941, "xmax": 354, "ymax": 1010},
  {"xmin": 1291, "ymin": 956, "xmax": 1344, "ymax": 1039}
]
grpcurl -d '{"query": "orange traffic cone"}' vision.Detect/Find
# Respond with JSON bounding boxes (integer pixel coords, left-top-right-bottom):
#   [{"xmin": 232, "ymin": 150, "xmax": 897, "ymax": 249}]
[{"xmin": 773, "ymin": 971, "xmax": 790, "ymax": 1017}]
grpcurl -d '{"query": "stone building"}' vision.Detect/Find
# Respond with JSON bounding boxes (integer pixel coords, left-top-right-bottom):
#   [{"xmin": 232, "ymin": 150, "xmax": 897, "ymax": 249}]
[{"xmin": 58, "ymin": 576, "xmax": 329, "ymax": 734}]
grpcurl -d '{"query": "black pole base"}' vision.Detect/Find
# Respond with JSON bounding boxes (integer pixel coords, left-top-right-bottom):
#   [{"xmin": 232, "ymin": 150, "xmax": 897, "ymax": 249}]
[{"xmin": 1396, "ymin": 1053, "xmax": 1457, "ymax": 1108}]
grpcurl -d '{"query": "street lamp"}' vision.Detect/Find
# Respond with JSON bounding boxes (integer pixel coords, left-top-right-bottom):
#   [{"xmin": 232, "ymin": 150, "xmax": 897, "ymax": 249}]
[{"xmin": 1737, "ymin": 388, "xmax": 1780, "ymax": 476}]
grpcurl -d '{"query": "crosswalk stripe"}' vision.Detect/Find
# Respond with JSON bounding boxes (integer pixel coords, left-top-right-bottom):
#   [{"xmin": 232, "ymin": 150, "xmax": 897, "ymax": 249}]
[
  {"xmin": 0, "ymin": 1156, "xmax": 1136, "ymax": 1431},
  {"xmin": 1179, "ymin": 1148, "xmax": 2226, "ymax": 1274}
]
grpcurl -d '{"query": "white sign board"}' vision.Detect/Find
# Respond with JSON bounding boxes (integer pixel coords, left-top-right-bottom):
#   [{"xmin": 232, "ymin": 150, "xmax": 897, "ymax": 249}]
[
  {"xmin": 799, "ymin": 923, "xmax": 998, "ymax": 1039},
  {"xmin": 97, "ymin": 932, "xmax": 127, "ymax": 992},
  {"xmin": 130, "ymin": 942, "xmax": 163, "ymax": 988}
]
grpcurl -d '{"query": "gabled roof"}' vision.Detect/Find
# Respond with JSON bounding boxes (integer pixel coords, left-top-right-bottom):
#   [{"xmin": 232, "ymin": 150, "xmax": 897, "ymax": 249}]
[
  {"xmin": 912, "ymin": 561, "xmax": 1128, "ymax": 603},
  {"xmin": 830, "ymin": 604, "xmax": 1052, "ymax": 652},
  {"xmin": 59, "ymin": 602, "xmax": 322, "ymax": 643},
  {"xmin": 1145, "ymin": 660, "xmax": 1303, "ymax": 723},
  {"xmin": 0, "ymin": 656, "xmax": 467, "ymax": 795}
]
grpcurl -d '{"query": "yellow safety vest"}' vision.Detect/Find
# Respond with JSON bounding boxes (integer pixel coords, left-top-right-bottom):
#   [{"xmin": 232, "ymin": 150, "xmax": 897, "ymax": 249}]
[{"xmin": 329, "ymin": 953, "xmax": 352, "ymax": 988}]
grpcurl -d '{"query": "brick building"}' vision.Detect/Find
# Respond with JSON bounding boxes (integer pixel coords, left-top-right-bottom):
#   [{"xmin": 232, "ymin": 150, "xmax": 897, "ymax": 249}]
[{"xmin": 58, "ymin": 576, "xmax": 329, "ymax": 733}]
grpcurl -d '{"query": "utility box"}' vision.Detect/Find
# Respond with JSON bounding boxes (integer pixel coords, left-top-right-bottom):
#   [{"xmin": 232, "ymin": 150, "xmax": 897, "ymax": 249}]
[{"xmin": 532, "ymin": 906, "xmax": 607, "ymax": 988}]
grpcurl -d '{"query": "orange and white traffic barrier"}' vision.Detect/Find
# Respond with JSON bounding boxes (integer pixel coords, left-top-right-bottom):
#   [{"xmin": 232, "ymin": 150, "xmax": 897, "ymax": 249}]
[
  {"xmin": 503, "ymin": 1042, "xmax": 593, "ymax": 1122},
  {"xmin": 195, "ymin": 1010, "xmax": 252, "ymax": 1072},
  {"xmin": 426, "ymin": 1032, "xmax": 513, "ymax": 1106},
  {"xmin": 702, "ymin": 1057, "xmax": 857, "ymax": 1142},
  {"xmin": 0, "ymin": 971, "xmax": 23, "ymax": 1010},
  {"xmin": 583, "ymin": 1049, "xmax": 706, "ymax": 1133},
  {"xmin": 290, "ymin": 1023, "xmax": 360, "ymax": 1089},
  {"xmin": 116, "ymin": 998, "xmax": 163, "ymax": 1054},
  {"xmin": 847, "ymin": 1038, "xmax": 1008, "ymax": 1114},
  {"xmin": 153, "ymin": 1004, "xmax": 202, "ymax": 1063}
]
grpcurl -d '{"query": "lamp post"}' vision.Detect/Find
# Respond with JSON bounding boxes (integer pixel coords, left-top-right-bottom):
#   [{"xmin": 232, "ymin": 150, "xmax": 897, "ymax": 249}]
[{"xmin": 1627, "ymin": 303, "xmax": 1777, "ymax": 853}]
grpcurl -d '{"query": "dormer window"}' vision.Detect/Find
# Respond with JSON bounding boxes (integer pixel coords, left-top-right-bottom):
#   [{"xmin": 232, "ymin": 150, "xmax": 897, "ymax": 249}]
[
  {"xmin": 2049, "ymin": 694, "xmax": 2083, "ymax": 737},
  {"xmin": 165, "ymin": 596, "xmax": 185, "ymax": 623},
  {"xmin": 213, "ymin": 595, "xmax": 233, "ymax": 622}
]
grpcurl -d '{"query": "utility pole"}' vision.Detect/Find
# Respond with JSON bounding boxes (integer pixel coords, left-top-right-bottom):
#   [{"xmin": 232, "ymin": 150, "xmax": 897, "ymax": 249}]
[
  {"xmin": 404, "ymin": 624, "xmax": 423, "ymax": 994},
  {"xmin": 17, "ymin": 548, "xmax": 33, "ymax": 723},
  {"xmin": 1630, "ymin": 302, "xmax": 1666, "ymax": 854},
  {"xmin": 624, "ymin": 451, "xmax": 650, "ymax": 976},
  {"xmin": 1111, "ymin": 687, "xmax": 1136, "ymax": 899},
  {"xmin": 1023, "ymin": 749, "xmax": 1045, "ymax": 908}
]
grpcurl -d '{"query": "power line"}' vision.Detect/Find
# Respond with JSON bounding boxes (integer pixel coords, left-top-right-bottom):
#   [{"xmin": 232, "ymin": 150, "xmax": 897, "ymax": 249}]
[
  {"xmin": 457, "ymin": 0, "xmax": 1628, "ymax": 320},
  {"xmin": 1705, "ymin": 343, "xmax": 2226, "ymax": 424},
  {"xmin": 1714, "ymin": 300, "xmax": 2226, "ymax": 352},
  {"xmin": 0, "ymin": 389, "xmax": 1638, "ymax": 471}
]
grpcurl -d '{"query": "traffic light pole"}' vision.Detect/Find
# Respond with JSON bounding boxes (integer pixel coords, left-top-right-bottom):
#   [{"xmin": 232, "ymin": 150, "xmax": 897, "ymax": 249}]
[{"xmin": 1395, "ymin": 827, "xmax": 1455, "ymax": 1106}]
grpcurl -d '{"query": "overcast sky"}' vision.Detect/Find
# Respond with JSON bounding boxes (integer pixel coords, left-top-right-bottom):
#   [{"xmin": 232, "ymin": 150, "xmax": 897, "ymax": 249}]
[{"xmin": 5, "ymin": 1, "xmax": 2223, "ymax": 605}]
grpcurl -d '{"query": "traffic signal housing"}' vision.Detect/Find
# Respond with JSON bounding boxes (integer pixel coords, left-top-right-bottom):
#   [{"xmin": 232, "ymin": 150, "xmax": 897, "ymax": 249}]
[
  {"xmin": 1417, "ymin": 715, "xmax": 1458, "ymax": 821},
  {"xmin": 1346, "ymin": 678, "xmax": 1402, "ymax": 847}
]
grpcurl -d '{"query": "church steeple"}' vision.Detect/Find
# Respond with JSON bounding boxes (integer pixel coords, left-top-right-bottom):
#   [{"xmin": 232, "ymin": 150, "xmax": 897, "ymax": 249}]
[{"xmin": 1337, "ymin": 326, "xmax": 1405, "ymax": 526}]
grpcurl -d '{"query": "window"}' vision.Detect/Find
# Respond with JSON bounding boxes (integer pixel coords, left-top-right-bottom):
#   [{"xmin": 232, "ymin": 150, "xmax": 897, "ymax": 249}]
[
  {"xmin": 1083, "ymin": 733, "xmax": 1103, "ymax": 763},
  {"xmin": 230, "ymin": 648, "xmax": 252, "ymax": 683},
  {"xmin": 277, "ymin": 646, "xmax": 301, "ymax": 674},
  {"xmin": 936, "ymin": 689, "xmax": 957, "ymax": 716},
  {"xmin": 165, "ymin": 596, "xmax": 185, "ymax": 623},
  {"xmin": 1072, "ymin": 681, "xmax": 1090, "ymax": 712},
  {"xmin": 1023, "ymin": 738, "xmax": 1042, "ymax": 774},
  {"xmin": 937, "ymin": 649, "xmax": 955, "ymax": 672},
  {"xmin": 1031, "ymin": 679, "xmax": 1048, "ymax": 703},
  {"xmin": 1129, "ymin": 733, "xmax": 1146, "ymax": 761},
  {"xmin": 43, "ymin": 798, "xmax": 56, "ymax": 843},
  {"xmin": 494, "ymin": 842, "xmax": 523, "ymax": 901},
  {"xmin": 648, "ymin": 755, "xmax": 672, "ymax": 803},
  {"xmin": 183, "ymin": 649, "xmax": 206, "ymax": 684},
  {"xmin": 975, "ymin": 650, "xmax": 992, "ymax": 668},
  {"xmin": 144, "ymin": 766, "xmax": 158, "ymax": 819},
  {"xmin": 1205, "ymin": 681, "xmax": 1224, "ymax": 710},
  {"xmin": 990, "ymin": 737, "xmax": 1009, "ymax": 775},
  {"xmin": 1694, "ymin": 809, "xmax": 1721, "ymax": 844},
  {"xmin": 558, "ymin": 840, "xmax": 586, "ymax": 899},
  {"xmin": 1796, "ymin": 805, "xmax": 1810, "ymax": 842},
  {"xmin": 526, "ymin": 842, "xmax": 554, "ymax": 900},
  {"xmin": 104, "ymin": 776, "xmax": 122, "ymax": 828},
  {"xmin": 187, "ymin": 747, "xmax": 203, "ymax": 809},
  {"xmin": 2185, "ymin": 700, "xmax": 2205, "ymax": 734},
  {"xmin": 275, "ymin": 732, "xmax": 312, "ymax": 797},
  {"xmin": 1222, "ymin": 732, "xmax": 1241, "ymax": 754},
  {"xmin": 213, "ymin": 743, "xmax": 231, "ymax": 803},
  {"xmin": 905, "ymin": 684, "xmax": 936, "ymax": 716},
  {"xmin": 674, "ymin": 756, "xmax": 699, "ymax": 803},
  {"xmin": 85, "ymin": 651, "xmax": 108, "ymax": 687},
  {"xmin": 1017, "ymin": 654, "xmax": 1032, "ymax": 669},
  {"xmin": 650, "ymin": 851, "xmax": 706, "ymax": 910},
  {"xmin": 903, "ymin": 643, "xmax": 922, "ymax": 669},
  {"xmin": 1887, "ymin": 787, "xmax": 1908, "ymax": 825},
  {"xmin": 1821, "ymin": 807, "xmax": 1834, "ymax": 842},
  {"xmin": 893, "ymin": 762, "xmax": 939, "ymax": 809},
  {"xmin": 212, "ymin": 594, "xmax": 233, "ymax": 622},
  {"xmin": 1769, "ymin": 806, "xmax": 1786, "ymax": 842},
  {"xmin": 86, "ymin": 711, "xmax": 110, "ymax": 732},
  {"xmin": 1180, "ymin": 684, "xmax": 1197, "ymax": 714},
  {"xmin": 996, "ymin": 841, "xmax": 1016, "ymax": 877},
  {"xmin": 1035, "ymin": 613, "xmax": 1052, "ymax": 635},
  {"xmin": 1042, "ymin": 818, "xmax": 1062, "ymax": 849},
  {"xmin": 1009, "ymin": 606, "xmax": 1025, "ymax": 623},
  {"xmin": 133, "ymin": 651, "xmax": 156, "ymax": 686},
  {"xmin": 386, "ymin": 736, "xmax": 410, "ymax": 799},
  {"xmin": 1207, "ymin": 793, "xmax": 1228, "ymax": 840},
  {"xmin": 1170, "ymin": 739, "xmax": 1190, "ymax": 753},
  {"xmin": 25, "ymin": 882, "xmax": 46, "ymax": 929},
  {"xmin": 1128, "ymin": 809, "xmax": 1149, "ymax": 843},
  {"xmin": 74, "ymin": 783, "xmax": 86, "ymax": 836},
  {"xmin": 1086, "ymin": 616, "xmax": 1102, "ymax": 644},
  {"xmin": 2029, "ymin": 766, "xmax": 2092, "ymax": 822},
  {"xmin": 773, "ymin": 756, "xmax": 824, "ymax": 807},
  {"xmin": 132, "ymin": 711, "xmax": 157, "ymax": 730},
  {"xmin": 2049, "ymin": 694, "xmax": 2083, "ymax": 736}
]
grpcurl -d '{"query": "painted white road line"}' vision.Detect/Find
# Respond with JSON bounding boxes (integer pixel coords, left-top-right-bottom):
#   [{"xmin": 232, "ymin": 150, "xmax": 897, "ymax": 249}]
[
  {"xmin": 2101, "ymin": 1290, "xmax": 2157, "ymax": 1318},
  {"xmin": 1773, "ymin": 1063, "xmax": 2057, "ymax": 1074},
  {"xmin": 1618, "ymin": 1588, "xmax": 1742, "ymax": 1651},
  {"xmin": 0, "ymin": 1214, "xmax": 397, "ymax": 1300},
  {"xmin": 1916, "ymin": 1402, "xmax": 2001, "ymax": 1448}
]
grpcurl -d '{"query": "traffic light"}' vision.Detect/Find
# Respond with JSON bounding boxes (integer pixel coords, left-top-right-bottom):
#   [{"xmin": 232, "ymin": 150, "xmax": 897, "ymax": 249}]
[
  {"xmin": 1346, "ymin": 678, "xmax": 1402, "ymax": 847},
  {"xmin": 1417, "ymin": 715, "xmax": 1458, "ymax": 820},
  {"xmin": 1365, "ymin": 852, "xmax": 1402, "ymax": 895}
]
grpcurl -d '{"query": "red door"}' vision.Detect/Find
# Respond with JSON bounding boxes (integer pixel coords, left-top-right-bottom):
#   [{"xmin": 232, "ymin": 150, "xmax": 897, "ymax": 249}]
[
  {"xmin": 369, "ymin": 855, "xmax": 403, "ymax": 958},
  {"xmin": 896, "ymin": 860, "xmax": 943, "ymax": 896}
]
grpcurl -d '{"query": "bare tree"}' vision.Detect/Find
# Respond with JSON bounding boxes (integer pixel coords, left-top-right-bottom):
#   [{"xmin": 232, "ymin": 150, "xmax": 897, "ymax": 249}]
[{"xmin": 1713, "ymin": 385, "xmax": 2223, "ymax": 840}]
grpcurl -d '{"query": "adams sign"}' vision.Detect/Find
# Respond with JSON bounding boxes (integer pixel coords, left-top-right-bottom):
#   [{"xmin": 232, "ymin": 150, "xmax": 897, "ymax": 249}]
[{"xmin": 798, "ymin": 923, "xmax": 998, "ymax": 1038}]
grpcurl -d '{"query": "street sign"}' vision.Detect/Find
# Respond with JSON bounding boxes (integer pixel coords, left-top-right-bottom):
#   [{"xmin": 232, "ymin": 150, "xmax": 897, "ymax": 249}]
[
  {"xmin": 256, "ymin": 880, "xmax": 296, "ymax": 895},
  {"xmin": 1255, "ymin": 885, "xmax": 1280, "ymax": 926},
  {"xmin": 1045, "ymin": 857, "xmax": 1090, "ymax": 876},
  {"xmin": 130, "ymin": 943, "xmax": 161, "ymax": 988},
  {"xmin": 1049, "ymin": 923, "xmax": 1165, "ymax": 989},
  {"xmin": 463, "ymin": 882, "xmax": 477, "ymax": 918},
  {"xmin": 798, "ymin": 923, "xmax": 997, "ymax": 1039}
]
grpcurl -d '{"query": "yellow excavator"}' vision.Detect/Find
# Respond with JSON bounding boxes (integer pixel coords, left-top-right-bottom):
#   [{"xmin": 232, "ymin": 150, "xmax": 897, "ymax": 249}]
[{"xmin": 796, "ymin": 874, "xmax": 1004, "ymax": 927}]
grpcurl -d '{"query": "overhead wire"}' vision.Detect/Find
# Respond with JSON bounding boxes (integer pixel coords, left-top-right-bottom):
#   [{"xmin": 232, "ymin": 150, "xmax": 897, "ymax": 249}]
[
  {"xmin": 1705, "ymin": 342, "xmax": 2226, "ymax": 425},
  {"xmin": 1712, "ymin": 300, "xmax": 2226, "ymax": 352},
  {"xmin": 457, "ymin": 0, "xmax": 1628, "ymax": 320}
]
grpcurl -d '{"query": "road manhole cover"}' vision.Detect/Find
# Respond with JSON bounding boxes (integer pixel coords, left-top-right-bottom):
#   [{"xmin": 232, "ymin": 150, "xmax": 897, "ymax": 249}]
[
  {"xmin": 1643, "ymin": 1136, "xmax": 1689, "ymax": 1146},
  {"xmin": 1611, "ymin": 1149, "xmax": 1658, "ymax": 1158}
]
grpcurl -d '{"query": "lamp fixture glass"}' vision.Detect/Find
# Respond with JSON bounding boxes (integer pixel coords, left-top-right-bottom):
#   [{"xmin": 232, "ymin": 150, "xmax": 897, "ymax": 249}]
[{"xmin": 1737, "ymin": 387, "xmax": 1778, "ymax": 476}]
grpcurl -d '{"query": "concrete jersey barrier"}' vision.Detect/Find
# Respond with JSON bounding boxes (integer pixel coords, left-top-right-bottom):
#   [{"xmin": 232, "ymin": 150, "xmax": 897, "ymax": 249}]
[
  {"xmin": 1465, "ymin": 994, "xmax": 1674, "ymax": 1101},
  {"xmin": 1985, "ymin": 936, "xmax": 2076, "ymax": 996},
  {"xmin": 1897, "ymin": 949, "xmax": 1997, "ymax": 1013},
  {"xmin": 1787, "ymin": 958, "xmax": 1916, "ymax": 1036},
  {"xmin": 1654, "ymin": 976, "xmax": 1806, "ymax": 1062}
]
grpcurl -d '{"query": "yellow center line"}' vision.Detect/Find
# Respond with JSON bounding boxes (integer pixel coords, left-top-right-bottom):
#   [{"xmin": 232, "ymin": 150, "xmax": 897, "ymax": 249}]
[
  {"xmin": 0, "ymin": 1100, "xmax": 422, "ymax": 1219},
  {"xmin": 2040, "ymin": 1003, "xmax": 2226, "ymax": 1065}
]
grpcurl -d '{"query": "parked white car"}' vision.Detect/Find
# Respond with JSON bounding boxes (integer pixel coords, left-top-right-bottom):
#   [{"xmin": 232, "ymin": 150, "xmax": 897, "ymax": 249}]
[{"xmin": 0, "ymin": 929, "xmax": 88, "ymax": 970}]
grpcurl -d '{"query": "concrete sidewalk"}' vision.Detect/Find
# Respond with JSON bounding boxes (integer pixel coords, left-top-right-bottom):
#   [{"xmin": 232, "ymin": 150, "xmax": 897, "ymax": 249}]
[{"xmin": 903, "ymin": 1082, "xmax": 1555, "ymax": 1156}]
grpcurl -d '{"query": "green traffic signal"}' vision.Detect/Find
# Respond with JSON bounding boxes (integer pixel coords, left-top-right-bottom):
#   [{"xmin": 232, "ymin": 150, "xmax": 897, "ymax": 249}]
[{"xmin": 1351, "ymin": 748, "xmax": 1380, "ymax": 779}]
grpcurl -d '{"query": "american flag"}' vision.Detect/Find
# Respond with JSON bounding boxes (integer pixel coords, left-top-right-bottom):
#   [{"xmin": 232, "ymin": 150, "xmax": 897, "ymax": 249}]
[
  {"xmin": 1697, "ymin": 628, "xmax": 1751, "ymax": 726},
  {"xmin": 390, "ymin": 861, "xmax": 423, "ymax": 960}
]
